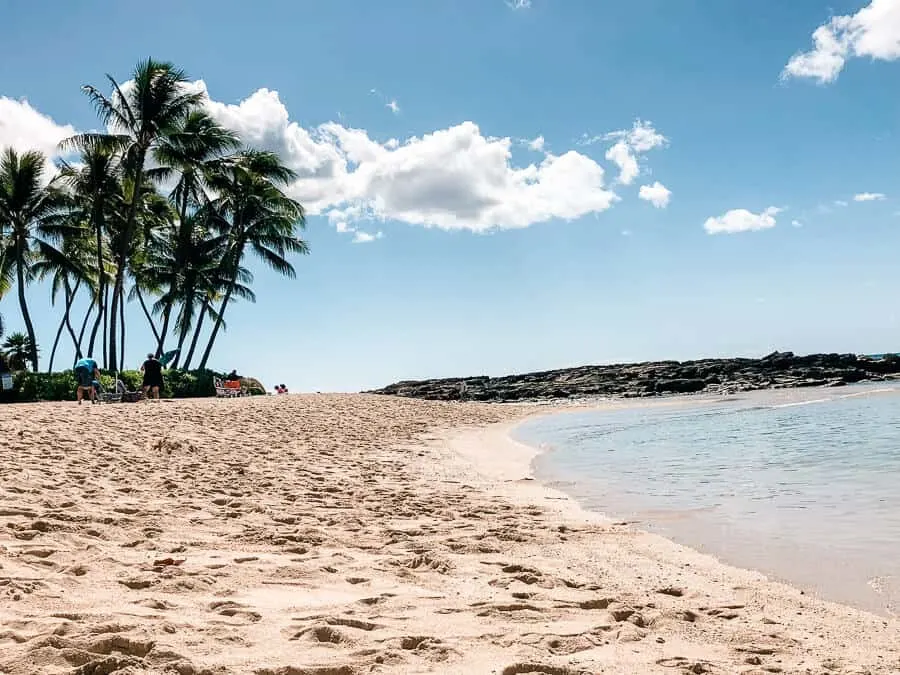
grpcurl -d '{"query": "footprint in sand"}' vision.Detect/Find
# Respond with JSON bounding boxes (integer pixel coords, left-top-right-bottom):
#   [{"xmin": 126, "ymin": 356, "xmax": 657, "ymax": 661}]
[
  {"xmin": 290, "ymin": 624, "xmax": 354, "ymax": 645},
  {"xmin": 208, "ymin": 600, "xmax": 262, "ymax": 623},
  {"xmin": 254, "ymin": 666, "xmax": 357, "ymax": 675},
  {"xmin": 500, "ymin": 664, "xmax": 586, "ymax": 675}
]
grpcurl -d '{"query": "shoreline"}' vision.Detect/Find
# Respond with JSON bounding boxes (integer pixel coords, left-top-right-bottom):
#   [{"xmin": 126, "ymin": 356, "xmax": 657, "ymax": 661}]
[
  {"xmin": 437, "ymin": 402, "xmax": 900, "ymax": 672},
  {"xmin": 1, "ymin": 394, "xmax": 898, "ymax": 674},
  {"xmin": 504, "ymin": 386, "xmax": 900, "ymax": 619}
]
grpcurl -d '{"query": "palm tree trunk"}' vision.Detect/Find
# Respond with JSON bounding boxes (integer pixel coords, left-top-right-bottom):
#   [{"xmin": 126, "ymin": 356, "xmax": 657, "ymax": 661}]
[
  {"xmin": 135, "ymin": 287, "xmax": 161, "ymax": 344},
  {"xmin": 156, "ymin": 305, "xmax": 172, "ymax": 357},
  {"xmin": 64, "ymin": 280, "xmax": 83, "ymax": 360},
  {"xmin": 48, "ymin": 280, "xmax": 82, "ymax": 372},
  {"xmin": 198, "ymin": 241, "xmax": 243, "ymax": 372},
  {"xmin": 171, "ymin": 320, "xmax": 191, "ymax": 369},
  {"xmin": 108, "ymin": 262, "xmax": 124, "ymax": 372},
  {"xmin": 197, "ymin": 275, "xmax": 236, "ymax": 371},
  {"xmin": 78, "ymin": 298, "xmax": 94, "ymax": 364},
  {"xmin": 103, "ymin": 284, "xmax": 110, "ymax": 366},
  {"xmin": 15, "ymin": 245, "xmax": 38, "ymax": 372},
  {"xmin": 118, "ymin": 285, "xmax": 126, "ymax": 372},
  {"xmin": 87, "ymin": 300, "xmax": 103, "ymax": 357},
  {"xmin": 183, "ymin": 299, "xmax": 208, "ymax": 370},
  {"xmin": 109, "ymin": 150, "xmax": 147, "ymax": 371},
  {"xmin": 47, "ymin": 315, "xmax": 67, "ymax": 373},
  {"xmin": 156, "ymin": 191, "xmax": 193, "ymax": 359},
  {"xmin": 88, "ymin": 202, "xmax": 105, "ymax": 362}
]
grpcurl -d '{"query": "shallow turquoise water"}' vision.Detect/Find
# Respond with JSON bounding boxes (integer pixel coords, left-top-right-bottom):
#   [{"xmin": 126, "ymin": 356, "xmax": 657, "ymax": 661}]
[{"xmin": 514, "ymin": 384, "xmax": 900, "ymax": 616}]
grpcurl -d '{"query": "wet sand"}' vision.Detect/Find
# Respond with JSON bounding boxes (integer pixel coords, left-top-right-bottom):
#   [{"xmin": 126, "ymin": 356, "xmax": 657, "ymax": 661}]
[{"xmin": 0, "ymin": 394, "xmax": 898, "ymax": 674}]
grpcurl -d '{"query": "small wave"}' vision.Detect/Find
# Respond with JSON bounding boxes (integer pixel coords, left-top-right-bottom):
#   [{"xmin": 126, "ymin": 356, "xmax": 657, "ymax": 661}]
[
  {"xmin": 770, "ymin": 398, "xmax": 832, "ymax": 409},
  {"xmin": 838, "ymin": 387, "xmax": 897, "ymax": 400}
]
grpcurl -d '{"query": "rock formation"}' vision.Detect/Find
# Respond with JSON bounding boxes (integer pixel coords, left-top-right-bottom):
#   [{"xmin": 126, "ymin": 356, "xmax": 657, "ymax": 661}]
[{"xmin": 368, "ymin": 351, "xmax": 900, "ymax": 402}]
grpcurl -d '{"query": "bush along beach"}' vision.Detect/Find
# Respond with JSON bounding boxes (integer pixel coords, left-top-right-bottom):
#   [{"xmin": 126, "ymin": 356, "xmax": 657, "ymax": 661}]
[
  {"xmin": 8, "ymin": 368, "xmax": 266, "ymax": 402},
  {"xmin": 0, "ymin": 58, "xmax": 308, "ymax": 380}
]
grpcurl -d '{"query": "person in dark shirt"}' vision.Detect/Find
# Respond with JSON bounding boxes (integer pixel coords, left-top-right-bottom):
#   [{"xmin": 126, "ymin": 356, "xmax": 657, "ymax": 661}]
[{"xmin": 140, "ymin": 353, "xmax": 164, "ymax": 400}]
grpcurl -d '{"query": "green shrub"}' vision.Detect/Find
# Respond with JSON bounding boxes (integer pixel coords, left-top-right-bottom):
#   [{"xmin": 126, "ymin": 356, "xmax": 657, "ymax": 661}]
[
  {"xmin": 5, "ymin": 367, "xmax": 235, "ymax": 402},
  {"xmin": 14, "ymin": 370, "xmax": 79, "ymax": 402},
  {"xmin": 117, "ymin": 370, "xmax": 143, "ymax": 392},
  {"xmin": 163, "ymin": 368, "xmax": 220, "ymax": 398}
]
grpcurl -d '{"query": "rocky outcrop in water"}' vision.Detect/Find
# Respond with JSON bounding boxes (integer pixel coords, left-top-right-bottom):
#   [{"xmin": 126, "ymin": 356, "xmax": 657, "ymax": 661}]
[{"xmin": 368, "ymin": 352, "xmax": 900, "ymax": 402}]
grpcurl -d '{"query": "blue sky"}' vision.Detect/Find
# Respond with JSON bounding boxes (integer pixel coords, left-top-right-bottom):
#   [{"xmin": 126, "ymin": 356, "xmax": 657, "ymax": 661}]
[{"xmin": 2, "ymin": 0, "xmax": 900, "ymax": 391}]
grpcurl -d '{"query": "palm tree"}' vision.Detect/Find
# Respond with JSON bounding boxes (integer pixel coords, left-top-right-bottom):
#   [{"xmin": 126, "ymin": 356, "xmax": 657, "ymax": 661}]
[
  {"xmin": 57, "ymin": 145, "xmax": 120, "ymax": 365},
  {"xmin": 197, "ymin": 150, "xmax": 308, "ymax": 370},
  {"xmin": 63, "ymin": 58, "xmax": 205, "ymax": 371},
  {"xmin": 3, "ymin": 332, "xmax": 38, "ymax": 372},
  {"xmin": 31, "ymin": 228, "xmax": 96, "ymax": 371},
  {"xmin": 125, "ymin": 184, "xmax": 176, "ymax": 363},
  {"xmin": 173, "ymin": 232, "xmax": 255, "ymax": 369},
  {"xmin": 143, "ymin": 210, "xmax": 253, "ymax": 369},
  {"xmin": 0, "ymin": 148, "xmax": 69, "ymax": 371},
  {"xmin": 151, "ymin": 110, "xmax": 239, "ymax": 355}
]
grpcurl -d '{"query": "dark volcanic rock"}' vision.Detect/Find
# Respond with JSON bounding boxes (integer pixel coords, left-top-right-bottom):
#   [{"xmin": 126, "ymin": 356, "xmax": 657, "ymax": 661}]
[{"xmin": 366, "ymin": 351, "xmax": 900, "ymax": 402}]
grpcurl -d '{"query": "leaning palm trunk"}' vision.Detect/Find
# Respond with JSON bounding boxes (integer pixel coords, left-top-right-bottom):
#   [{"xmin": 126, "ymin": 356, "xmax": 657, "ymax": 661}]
[
  {"xmin": 48, "ymin": 316, "xmax": 66, "ymax": 373},
  {"xmin": 156, "ymin": 306, "xmax": 172, "ymax": 357},
  {"xmin": 48, "ymin": 279, "xmax": 83, "ymax": 372},
  {"xmin": 182, "ymin": 299, "xmax": 209, "ymax": 370},
  {"xmin": 135, "ymin": 287, "xmax": 161, "ymax": 345},
  {"xmin": 77, "ymin": 298, "xmax": 94, "ymax": 365},
  {"xmin": 171, "ymin": 320, "xmax": 192, "ymax": 369},
  {"xmin": 197, "ymin": 265, "xmax": 238, "ymax": 370},
  {"xmin": 87, "ymin": 300, "xmax": 103, "ymax": 360},
  {"xmin": 64, "ymin": 280, "xmax": 83, "ymax": 361}
]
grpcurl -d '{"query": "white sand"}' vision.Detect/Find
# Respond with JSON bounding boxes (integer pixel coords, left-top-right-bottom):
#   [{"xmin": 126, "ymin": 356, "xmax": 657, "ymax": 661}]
[{"xmin": 0, "ymin": 394, "xmax": 898, "ymax": 674}]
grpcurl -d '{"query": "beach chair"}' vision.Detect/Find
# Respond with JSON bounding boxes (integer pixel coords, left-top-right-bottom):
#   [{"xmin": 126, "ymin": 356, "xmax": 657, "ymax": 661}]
[
  {"xmin": 96, "ymin": 379, "xmax": 122, "ymax": 403},
  {"xmin": 214, "ymin": 378, "xmax": 241, "ymax": 398},
  {"xmin": 116, "ymin": 378, "xmax": 145, "ymax": 403}
]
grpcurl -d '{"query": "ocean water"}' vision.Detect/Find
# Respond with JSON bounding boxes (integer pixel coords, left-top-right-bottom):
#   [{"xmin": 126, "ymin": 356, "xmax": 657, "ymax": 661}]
[{"xmin": 514, "ymin": 384, "xmax": 900, "ymax": 616}]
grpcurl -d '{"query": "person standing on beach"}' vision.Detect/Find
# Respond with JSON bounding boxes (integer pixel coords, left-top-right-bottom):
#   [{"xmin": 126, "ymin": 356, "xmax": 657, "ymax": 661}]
[
  {"xmin": 74, "ymin": 357, "xmax": 100, "ymax": 404},
  {"xmin": 140, "ymin": 353, "xmax": 164, "ymax": 400}
]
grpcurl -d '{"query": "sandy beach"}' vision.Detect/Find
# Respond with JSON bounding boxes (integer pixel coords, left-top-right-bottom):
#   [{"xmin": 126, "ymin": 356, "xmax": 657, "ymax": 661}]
[{"xmin": 1, "ymin": 395, "xmax": 898, "ymax": 674}]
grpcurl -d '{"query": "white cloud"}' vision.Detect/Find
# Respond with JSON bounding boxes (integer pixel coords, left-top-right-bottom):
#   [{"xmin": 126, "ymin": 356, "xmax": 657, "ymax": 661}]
[
  {"xmin": 703, "ymin": 206, "xmax": 781, "ymax": 235},
  {"xmin": 638, "ymin": 181, "xmax": 671, "ymax": 208},
  {"xmin": 835, "ymin": 199, "xmax": 849, "ymax": 207},
  {"xmin": 609, "ymin": 120, "xmax": 667, "ymax": 153},
  {"xmin": 792, "ymin": 219, "xmax": 803, "ymax": 227},
  {"xmin": 783, "ymin": 0, "xmax": 900, "ymax": 83},
  {"xmin": 507, "ymin": 0, "xmax": 531, "ymax": 8},
  {"xmin": 352, "ymin": 230, "xmax": 384, "ymax": 244},
  {"xmin": 3, "ymin": 82, "xmax": 664, "ymax": 235},
  {"xmin": 853, "ymin": 192, "xmax": 886, "ymax": 201},
  {"xmin": 600, "ymin": 120, "xmax": 667, "ymax": 184},
  {"xmin": 369, "ymin": 88, "xmax": 401, "ymax": 115},
  {"xmin": 198, "ymin": 82, "xmax": 623, "ymax": 232},
  {"xmin": 605, "ymin": 141, "xmax": 639, "ymax": 185},
  {"xmin": 0, "ymin": 97, "xmax": 76, "ymax": 169}
]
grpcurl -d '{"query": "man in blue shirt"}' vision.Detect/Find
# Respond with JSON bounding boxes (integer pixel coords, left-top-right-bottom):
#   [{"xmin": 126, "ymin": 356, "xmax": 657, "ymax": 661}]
[{"xmin": 74, "ymin": 357, "xmax": 100, "ymax": 404}]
